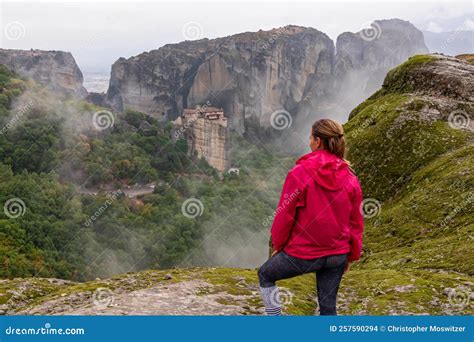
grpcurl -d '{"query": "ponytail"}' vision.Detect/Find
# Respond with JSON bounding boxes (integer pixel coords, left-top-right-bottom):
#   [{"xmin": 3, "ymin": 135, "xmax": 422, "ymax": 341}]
[{"xmin": 312, "ymin": 119, "xmax": 347, "ymax": 161}]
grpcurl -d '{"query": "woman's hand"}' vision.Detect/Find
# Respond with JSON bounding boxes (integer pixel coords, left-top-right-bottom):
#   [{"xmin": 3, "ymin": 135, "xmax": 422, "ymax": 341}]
[
  {"xmin": 271, "ymin": 250, "xmax": 279, "ymax": 257},
  {"xmin": 344, "ymin": 261, "xmax": 350, "ymax": 273}
]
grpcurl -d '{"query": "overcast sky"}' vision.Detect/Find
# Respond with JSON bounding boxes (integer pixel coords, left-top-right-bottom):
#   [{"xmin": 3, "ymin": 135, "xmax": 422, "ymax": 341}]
[{"xmin": 1, "ymin": 1, "xmax": 473, "ymax": 72}]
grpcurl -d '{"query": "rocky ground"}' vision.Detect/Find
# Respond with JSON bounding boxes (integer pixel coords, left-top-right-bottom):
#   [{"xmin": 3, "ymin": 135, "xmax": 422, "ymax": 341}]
[
  {"xmin": 2, "ymin": 269, "xmax": 262, "ymax": 316},
  {"xmin": 1, "ymin": 267, "xmax": 472, "ymax": 316}
]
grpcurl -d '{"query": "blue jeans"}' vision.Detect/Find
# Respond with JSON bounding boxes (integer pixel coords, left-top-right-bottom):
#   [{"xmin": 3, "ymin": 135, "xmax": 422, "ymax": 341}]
[{"xmin": 258, "ymin": 251, "xmax": 347, "ymax": 315}]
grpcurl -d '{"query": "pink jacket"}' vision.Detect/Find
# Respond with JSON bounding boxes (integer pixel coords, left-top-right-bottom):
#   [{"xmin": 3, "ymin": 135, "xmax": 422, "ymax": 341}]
[{"xmin": 271, "ymin": 150, "xmax": 364, "ymax": 262}]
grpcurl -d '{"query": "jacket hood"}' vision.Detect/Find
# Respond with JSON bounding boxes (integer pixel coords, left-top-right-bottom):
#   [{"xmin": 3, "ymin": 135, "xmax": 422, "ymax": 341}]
[{"xmin": 296, "ymin": 150, "xmax": 350, "ymax": 191}]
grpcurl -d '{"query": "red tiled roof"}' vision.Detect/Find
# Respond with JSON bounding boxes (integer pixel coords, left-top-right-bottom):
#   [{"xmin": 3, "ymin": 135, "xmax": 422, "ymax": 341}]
[{"xmin": 182, "ymin": 106, "xmax": 224, "ymax": 115}]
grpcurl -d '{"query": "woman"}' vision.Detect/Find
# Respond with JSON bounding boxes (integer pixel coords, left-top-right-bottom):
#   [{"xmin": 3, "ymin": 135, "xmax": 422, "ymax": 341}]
[{"xmin": 258, "ymin": 118, "xmax": 364, "ymax": 316}]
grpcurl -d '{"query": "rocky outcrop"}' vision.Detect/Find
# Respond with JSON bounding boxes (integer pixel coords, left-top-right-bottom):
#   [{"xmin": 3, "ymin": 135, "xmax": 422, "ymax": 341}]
[
  {"xmin": 335, "ymin": 20, "xmax": 428, "ymax": 83},
  {"xmin": 345, "ymin": 53, "xmax": 473, "ymax": 274},
  {"xmin": 0, "ymin": 49, "xmax": 87, "ymax": 97},
  {"xmin": 329, "ymin": 19, "xmax": 429, "ymax": 120},
  {"xmin": 4, "ymin": 266, "xmax": 472, "ymax": 315},
  {"xmin": 380, "ymin": 54, "xmax": 474, "ymax": 102},
  {"xmin": 106, "ymin": 20, "xmax": 428, "ymax": 132},
  {"xmin": 186, "ymin": 26, "xmax": 335, "ymax": 131},
  {"xmin": 178, "ymin": 106, "xmax": 230, "ymax": 173},
  {"xmin": 347, "ymin": 53, "xmax": 473, "ymax": 198},
  {"xmin": 107, "ymin": 26, "xmax": 334, "ymax": 132}
]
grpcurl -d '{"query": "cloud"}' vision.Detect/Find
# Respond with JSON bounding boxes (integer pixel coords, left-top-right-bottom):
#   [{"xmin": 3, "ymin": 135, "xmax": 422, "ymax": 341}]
[
  {"xmin": 426, "ymin": 21, "xmax": 443, "ymax": 33},
  {"xmin": 462, "ymin": 19, "xmax": 474, "ymax": 30},
  {"xmin": 2, "ymin": 2, "xmax": 472, "ymax": 72}
]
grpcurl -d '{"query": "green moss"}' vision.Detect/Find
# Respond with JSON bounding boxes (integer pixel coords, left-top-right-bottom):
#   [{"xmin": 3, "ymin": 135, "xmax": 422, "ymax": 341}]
[
  {"xmin": 0, "ymin": 278, "xmax": 71, "ymax": 308},
  {"xmin": 200, "ymin": 268, "xmax": 255, "ymax": 296},
  {"xmin": 345, "ymin": 94, "xmax": 470, "ymax": 201},
  {"xmin": 345, "ymin": 93, "xmax": 407, "ymax": 130},
  {"xmin": 339, "ymin": 268, "xmax": 473, "ymax": 314},
  {"xmin": 341, "ymin": 54, "xmax": 473, "ymax": 314},
  {"xmin": 378, "ymin": 55, "xmax": 438, "ymax": 95},
  {"xmin": 357, "ymin": 143, "xmax": 473, "ymax": 273}
]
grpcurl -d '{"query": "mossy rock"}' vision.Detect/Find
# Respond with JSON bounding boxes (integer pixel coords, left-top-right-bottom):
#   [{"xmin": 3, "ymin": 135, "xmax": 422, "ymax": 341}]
[
  {"xmin": 456, "ymin": 54, "xmax": 474, "ymax": 65},
  {"xmin": 379, "ymin": 55, "xmax": 437, "ymax": 94},
  {"xmin": 346, "ymin": 95, "xmax": 471, "ymax": 201}
]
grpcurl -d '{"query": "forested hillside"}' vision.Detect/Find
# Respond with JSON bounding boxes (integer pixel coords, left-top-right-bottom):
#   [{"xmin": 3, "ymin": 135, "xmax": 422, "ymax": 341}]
[{"xmin": 0, "ymin": 65, "xmax": 291, "ymax": 280}]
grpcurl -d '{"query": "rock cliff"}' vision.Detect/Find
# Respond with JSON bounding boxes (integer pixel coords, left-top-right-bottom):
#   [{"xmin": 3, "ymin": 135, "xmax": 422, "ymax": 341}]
[
  {"xmin": 105, "ymin": 20, "xmax": 428, "ymax": 132},
  {"xmin": 107, "ymin": 25, "xmax": 334, "ymax": 131},
  {"xmin": 178, "ymin": 106, "xmax": 231, "ymax": 173},
  {"xmin": 0, "ymin": 49, "xmax": 87, "ymax": 97},
  {"xmin": 325, "ymin": 19, "xmax": 429, "ymax": 121}
]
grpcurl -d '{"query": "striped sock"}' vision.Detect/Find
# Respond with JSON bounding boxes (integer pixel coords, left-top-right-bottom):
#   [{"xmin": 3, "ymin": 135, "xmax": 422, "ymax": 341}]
[
  {"xmin": 259, "ymin": 286, "xmax": 282, "ymax": 316},
  {"xmin": 265, "ymin": 306, "xmax": 282, "ymax": 316}
]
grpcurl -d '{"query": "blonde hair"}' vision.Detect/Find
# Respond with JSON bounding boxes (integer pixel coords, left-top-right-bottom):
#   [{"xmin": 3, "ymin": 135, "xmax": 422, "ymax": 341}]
[{"xmin": 312, "ymin": 119, "xmax": 346, "ymax": 160}]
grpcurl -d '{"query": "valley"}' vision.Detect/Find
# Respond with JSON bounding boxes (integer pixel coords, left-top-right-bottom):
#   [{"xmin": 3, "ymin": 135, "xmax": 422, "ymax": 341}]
[{"xmin": 0, "ymin": 20, "xmax": 472, "ymax": 315}]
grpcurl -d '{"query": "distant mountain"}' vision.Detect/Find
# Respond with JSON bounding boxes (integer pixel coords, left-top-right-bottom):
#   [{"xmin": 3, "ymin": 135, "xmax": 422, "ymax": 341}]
[
  {"xmin": 0, "ymin": 19, "xmax": 430, "ymax": 133},
  {"xmin": 105, "ymin": 19, "xmax": 428, "ymax": 132},
  {"xmin": 423, "ymin": 30, "xmax": 474, "ymax": 56}
]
